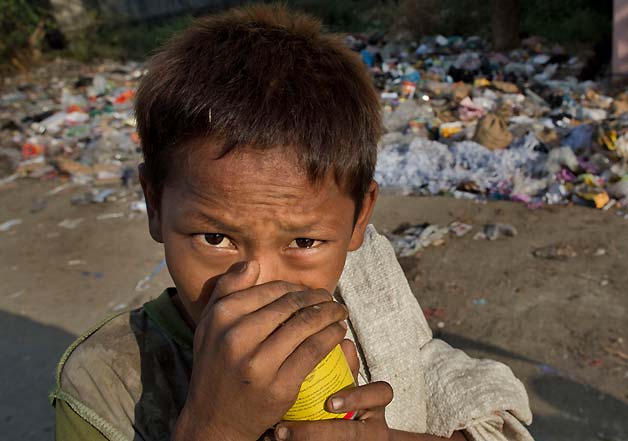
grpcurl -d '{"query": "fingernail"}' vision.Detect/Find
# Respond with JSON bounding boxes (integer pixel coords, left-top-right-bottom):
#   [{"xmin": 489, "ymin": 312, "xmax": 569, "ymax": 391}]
[
  {"xmin": 338, "ymin": 320, "xmax": 348, "ymax": 330},
  {"xmin": 331, "ymin": 396, "xmax": 344, "ymax": 410},
  {"xmin": 276, "ymin": 426, "xmax": 289, "ymax": 440},
  {"xmin": 233, "ymin": 261, "xmax": 248, "ymax": 273}
]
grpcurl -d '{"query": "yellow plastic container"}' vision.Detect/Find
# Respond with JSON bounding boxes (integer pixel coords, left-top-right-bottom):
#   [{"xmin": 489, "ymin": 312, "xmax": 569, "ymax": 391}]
[{"xmin": 282, "ymin": 344, "xmax": 356, "ymax": 421}]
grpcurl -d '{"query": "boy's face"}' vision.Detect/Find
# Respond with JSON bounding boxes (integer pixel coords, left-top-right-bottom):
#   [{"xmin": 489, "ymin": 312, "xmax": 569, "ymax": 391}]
[{"xmin": 140, "ymin": 141, "xmax": 378, "ymax": 323}]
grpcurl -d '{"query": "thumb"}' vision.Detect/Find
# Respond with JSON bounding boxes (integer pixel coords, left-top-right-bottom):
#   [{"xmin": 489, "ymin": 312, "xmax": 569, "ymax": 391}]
[
  {"xmin": 211, "ymin": 260, "xmax": 260, "ymax": 303},
  {"xmin": 340, "ymin": 338, "xmax": 360, "ymax": 382}
]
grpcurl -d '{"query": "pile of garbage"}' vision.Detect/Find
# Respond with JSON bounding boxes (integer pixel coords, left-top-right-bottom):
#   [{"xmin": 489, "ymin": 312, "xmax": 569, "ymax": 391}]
[
  {"xmin": 0, "ymin": 59, "xmax": 145, "ymax": 211},
  {"xmin": 351, "ymin": 33, "xmax": 628, "ymax": 210},
  {"xmin": 1, "ymin": 34, "xmax": 628, "ymax": 215}
]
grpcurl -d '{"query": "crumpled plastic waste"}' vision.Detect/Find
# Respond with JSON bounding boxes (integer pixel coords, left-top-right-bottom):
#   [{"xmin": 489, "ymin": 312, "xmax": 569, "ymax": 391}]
[
  {"xmin": 386, "ymin": 221, "xmax": 473, "ymax": 257},
  {"xmin": 3, "ymin": 34, "xmax": 628, "ymax": 222},
  {"xmin": 355, "ymin": 32, "xmax": 628, "ymax": 211},
  {"xmin": 0, "ymin": 60, "xmax": 147, "ymax": 216},
  {"xmin": 473, "ymin": 223, "xmax": 518, "ymax": 240}
]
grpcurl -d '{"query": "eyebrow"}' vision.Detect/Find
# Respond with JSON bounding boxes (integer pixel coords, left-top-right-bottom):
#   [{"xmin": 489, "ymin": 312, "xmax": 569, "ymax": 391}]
[
  {"xmin": 185, "ymin": 211, "xmax": 244, "ymax": 234},
  {"xmin": 184, "ymin": 210, "xmax": 328, "ymax": 236}
]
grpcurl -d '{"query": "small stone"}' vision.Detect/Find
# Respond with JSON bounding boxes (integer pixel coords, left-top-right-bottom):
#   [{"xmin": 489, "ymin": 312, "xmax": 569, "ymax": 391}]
[{"xmin": 593, "ymin": 248, "xmax": 606, "ymax": 257}]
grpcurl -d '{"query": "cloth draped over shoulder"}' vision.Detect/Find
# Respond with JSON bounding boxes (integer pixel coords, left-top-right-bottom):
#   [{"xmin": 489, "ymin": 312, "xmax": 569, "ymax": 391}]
[
  {"xmin": 52, "ymin": 224, "xmax": 533, "ymax": 441},
  {"xmin": 337, "ymin": 225, "xmax": 533, "ymax": 440}
]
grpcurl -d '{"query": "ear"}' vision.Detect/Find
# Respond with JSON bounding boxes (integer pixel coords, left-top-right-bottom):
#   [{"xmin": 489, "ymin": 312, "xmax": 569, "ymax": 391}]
[
  {"xmin": 348, "ymin": 180, "xmax": 379, "ymax": 251},
  {"xmin": 138, "ymin": 163, "xmax": 164, "ymax": 243}
]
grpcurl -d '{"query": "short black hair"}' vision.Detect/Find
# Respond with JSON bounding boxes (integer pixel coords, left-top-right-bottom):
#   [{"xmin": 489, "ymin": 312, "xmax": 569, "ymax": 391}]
[{"xmin": 135, "ymin": 4, "xmax": 382, "ymax": 215}]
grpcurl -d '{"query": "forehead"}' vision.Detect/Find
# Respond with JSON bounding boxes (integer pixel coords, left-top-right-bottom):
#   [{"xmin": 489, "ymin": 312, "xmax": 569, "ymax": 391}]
[{"xmin": 164, "ymin": 140, "xmax": 354, "ymax": 226}]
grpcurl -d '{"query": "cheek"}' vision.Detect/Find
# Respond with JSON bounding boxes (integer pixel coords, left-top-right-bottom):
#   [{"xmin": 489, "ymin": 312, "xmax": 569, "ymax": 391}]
[
  {"xmin": 288, "ymin": 244, "xmax": 349, "ymax": 294},
  {"xmin": 163, "ymin": 232, "xmax": 232, "ymax": 319}
]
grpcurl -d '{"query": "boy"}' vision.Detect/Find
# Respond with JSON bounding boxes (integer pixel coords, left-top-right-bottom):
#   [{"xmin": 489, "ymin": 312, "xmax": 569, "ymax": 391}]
[{"xmin": 52, "ymin": 5, "xmax": 533, "ymax": 441}]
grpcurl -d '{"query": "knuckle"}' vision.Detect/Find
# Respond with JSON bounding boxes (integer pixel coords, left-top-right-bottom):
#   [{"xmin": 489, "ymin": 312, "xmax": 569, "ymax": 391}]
[
  {"xmin": 301, "ymin": 336, "xmax": 324, "ymax": 360},
  {"xmin": 285, "ymin": 291, "xmax": 308, "ymax": 311},
  {"xmin": 268, "ymin": 382, "xmax": 293, "ymax": 406},
  {"xmin": 313, "ymin": 288, "xmax": 333, "ymax": 302},
  {"xmin": 332, "ymin": 302, "xmax": 348, "ymax": 319},
  {"xmin": 296, "ymin": 306, "xmax": 320, "ymax": 326},
  {"xmin": 222, "ymin": 326, "xmax": 240, "ymax": 345},
  {"xmin": 275, "ymin": 280, "xmax": 297, "ymax": 294},
  {"xmin": 237, "ymin": 356, "xmax": 259, "ymax": 382},
  {"xmin": 210, "ymin": 298, "xmax": 232, "ymax": 319}
]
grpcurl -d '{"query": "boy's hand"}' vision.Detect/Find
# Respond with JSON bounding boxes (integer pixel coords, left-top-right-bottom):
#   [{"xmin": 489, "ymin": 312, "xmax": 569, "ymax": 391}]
[
  {"xmin": 274, "ymin": 381, "xmax": 394, "ymax": 441},
  {"xmin": 172, "ymin": 261, "xmax": 349, "ymax": 441}
]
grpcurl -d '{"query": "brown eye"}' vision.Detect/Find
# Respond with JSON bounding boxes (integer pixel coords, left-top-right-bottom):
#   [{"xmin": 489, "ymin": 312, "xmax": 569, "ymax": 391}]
[
  {"xmin": 296, "ymin": 238, "xmax": 314, "ymax": 248},
  {"xmin": 288, "ymin": 238, "xmax": 318, "ymax": 249},
  {"xmin": 202, "ymin": 233, "xmax": 233, "ymax": 248}
]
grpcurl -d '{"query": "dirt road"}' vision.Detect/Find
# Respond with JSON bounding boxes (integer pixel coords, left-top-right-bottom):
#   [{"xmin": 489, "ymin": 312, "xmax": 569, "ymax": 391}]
[{"xmin": 1, "ymin": 180, "xmax": 627, "ymax": 441}]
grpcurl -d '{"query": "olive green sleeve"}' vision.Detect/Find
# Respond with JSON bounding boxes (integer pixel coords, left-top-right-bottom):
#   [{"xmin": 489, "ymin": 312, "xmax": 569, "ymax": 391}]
[{"xmin": 56, "ymin": 399, "xmax": 110, "ymax": 441}]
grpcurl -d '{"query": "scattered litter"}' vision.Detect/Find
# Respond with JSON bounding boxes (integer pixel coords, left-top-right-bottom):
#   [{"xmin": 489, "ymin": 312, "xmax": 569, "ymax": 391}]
[
  {"xmin": 6, "ymin": 289, "xmax": 25, "ymax": 299},
  {"xmin": 474, "ymin": 223, "xmax": 518, "ymax": 241},
  {"xmin": 532, "ymin": 243, "xmax": 578, "ymax": 260},
  {"xmin": 359, "ymin": 34, "xmax": 628, "ymax": 213},
  {"xmin": 387, "ymin": 220, "xmax": 477, "ymax": 256},
  {"xmin": 135, "ymin": 259, "xmax": 167, "ymax": 292},
  {"xmin": 112, "ymin": 303, "xmax": 128, "ymax": 311},
  {"xmin": 46, "ymin": 183, "xmax": 73, "ymax": 196},
  {"xmin": 537, "ymin": 364, "xmax": 560, "ymax": 375},
  {"xmin": 29, "ymin": 198, "xmax": 47, "ymax": 213},
  {"xmin": 605, "ymin": 348, "xmax": 628, "ymax": 362},
  {"xmin": 96, "ymin": 212, "xmax": 125, "ymax": 220},
  {"xmin": 0, "ymin": 219, "xmax": 22, "ymax": 232},
  {"xmin": 473, "ymin": 298, "xmax": 488, "ymax": 305},
  {"xmin": 130, "ymin": 200, "xmax": 147, "ymax": 213},
  {"xmin": 449, "ymin": 221, "xmax": 473, "ymax": 237},
  {"xmin": 81, "ymin": 271, "xmax": 104, "ymax": 279},
  {"xmin": 1, "ymin": 42, "xmax": 627, "ymax": 220},
  {"xmin": 58, "ymin": 218, "xmax": 84, "ymax": 229},
  {"xmin": 593, "ymin": 248, "xmax": 607, "ymax": 257}
]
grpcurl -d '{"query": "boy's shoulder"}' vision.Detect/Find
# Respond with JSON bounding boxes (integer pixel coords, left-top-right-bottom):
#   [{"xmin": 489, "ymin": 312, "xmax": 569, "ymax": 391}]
[{"xmin": 53, "ymin": 289, "xmax": 192, "ymax": 441}]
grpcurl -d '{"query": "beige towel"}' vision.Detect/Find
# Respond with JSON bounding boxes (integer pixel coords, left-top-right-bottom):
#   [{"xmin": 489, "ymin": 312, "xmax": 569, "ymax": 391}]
[{"xmin": 337, "ymin": 225, "xmax": 533, "ymax": 440}]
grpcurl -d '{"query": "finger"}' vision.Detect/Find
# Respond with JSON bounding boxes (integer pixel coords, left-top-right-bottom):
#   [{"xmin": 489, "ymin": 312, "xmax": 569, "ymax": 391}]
[
  {"xmin": 275, "ymin": 420, "xmax": 363, "ymax": 441},
  {"xmin": 326, "ymin": 381, "xmax": 393, "ymax": 414},
  {"xmin": 198, "ymin": 260, "xmax": 261, "ymax": 326},
  {"xmin": 276, "ymin": 319, "xmax": 348, "ymax": 385},
  {"xmin": 260, "ymin": 300, "xmax": 347, "ymax": 370},
  {"xmin": 234, "ymin": 288, "xmax": 333, "ymax": 342},
  {"xmin": 340, "ymin": 338, "xmax": 359, "ymax": 381},
  {"xmin": 226, "ymin": 281, "xmax": 320, "ymax": 316},
  {"xmin": 210, "ymin": 260, "xmax": 260, "ymax": 303},
  {"xmin": 207, "ymin": 281, "xmax": 311, "ymax": 332}
]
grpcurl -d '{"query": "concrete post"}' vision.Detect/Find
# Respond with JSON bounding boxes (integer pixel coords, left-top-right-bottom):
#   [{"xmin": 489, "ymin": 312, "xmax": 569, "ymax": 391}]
[{"xmin": 613, "ymin": 0, "xmax": 628, "ymax": 83}]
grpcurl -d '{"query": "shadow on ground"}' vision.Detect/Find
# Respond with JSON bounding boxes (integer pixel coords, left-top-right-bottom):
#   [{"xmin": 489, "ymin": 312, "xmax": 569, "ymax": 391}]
[
  {"xmin": 1, "ymin": 310, "xmax": 76, "ymax": 441},
  {"xmin": 438, "ymin": 332, "xmax": 628, "ymax": 441},
  {"xmin": 2, "ymin": 303, "xmax": 627, "ymax": 441}
]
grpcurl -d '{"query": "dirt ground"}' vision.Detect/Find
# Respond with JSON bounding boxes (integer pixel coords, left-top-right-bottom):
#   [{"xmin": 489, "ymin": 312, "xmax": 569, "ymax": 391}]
[{"xmin": 1, "ymin": 179, "xmax": 627, "ymax": 441}]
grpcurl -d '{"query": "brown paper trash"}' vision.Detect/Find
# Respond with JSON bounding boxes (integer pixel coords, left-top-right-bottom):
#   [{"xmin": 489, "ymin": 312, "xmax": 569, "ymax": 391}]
[
  {"xmin": 492, "ymin": 81, "xmax": 519, "ymax": 94},
  {"xmin": 472, "ymin": 113, "xmax": 513, "ymax": 150}
]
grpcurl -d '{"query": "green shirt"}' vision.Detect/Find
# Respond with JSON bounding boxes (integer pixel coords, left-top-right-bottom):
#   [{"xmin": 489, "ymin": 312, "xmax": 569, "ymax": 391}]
[{"xmin": 52, "ymin": 288, "xmax": 194, "ymax": 441}]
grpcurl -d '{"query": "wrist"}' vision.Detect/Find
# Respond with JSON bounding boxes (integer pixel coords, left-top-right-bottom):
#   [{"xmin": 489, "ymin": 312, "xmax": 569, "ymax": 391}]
[{"xmin": 172, "ymin": 407, "xmax": 249, "ymax": 441}]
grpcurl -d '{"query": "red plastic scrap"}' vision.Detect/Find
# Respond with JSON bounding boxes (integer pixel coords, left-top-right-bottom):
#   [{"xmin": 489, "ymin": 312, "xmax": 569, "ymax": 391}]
[
  {"xmin": 22, "ymin": 143, "xmax": 44, "ymax": 159},
  {"xmin": 114, "ymin": 90, "xmax": 135, "ymax": 104}
]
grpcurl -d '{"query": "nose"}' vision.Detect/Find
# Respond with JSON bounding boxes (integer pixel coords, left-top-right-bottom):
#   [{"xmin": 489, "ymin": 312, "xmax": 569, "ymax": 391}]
[{"xmin": 248, "ymin": 253, "xmax": 297, "ymax": 287}]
